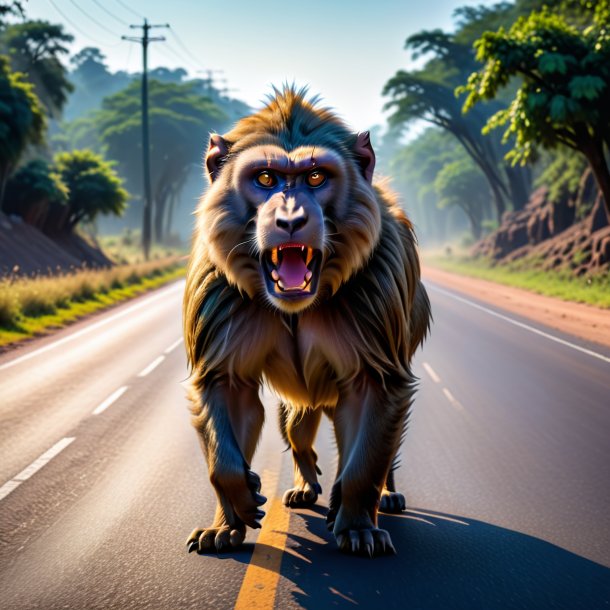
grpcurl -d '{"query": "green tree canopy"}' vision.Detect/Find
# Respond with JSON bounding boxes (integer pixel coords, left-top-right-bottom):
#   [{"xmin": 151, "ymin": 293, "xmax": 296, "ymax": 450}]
[
  {"xmin": 97, "ymin": 79, "xmax": 228, "ymax": 242},
  {"xmin": 434, "ymin": 156, "xmax": 490, "ymax": 239},
  {"xmin": 383, "ymin": 6, "xmax": 534, "ymax": 220},
  {"xmin": 54, "ymin": 149, "xmax": 128, "ymax": 232},
  {"xmin": 0, "ymin": 55, "xmax": 45, "ymax": 207},
  {"xmin": 460, "ymin": 1, "xmax": 610, "ymax": 215},
  {"xmin": 2, "ymin": 159, "xmax": 68, "ymax": 229},
  {"xmin": 1, "ymin": 19, "xmax": 74, "ymax": 118}
]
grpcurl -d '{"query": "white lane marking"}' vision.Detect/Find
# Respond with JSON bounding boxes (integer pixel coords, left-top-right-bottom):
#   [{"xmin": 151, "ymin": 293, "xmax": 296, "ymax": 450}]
[
  {"xmin": 0, "ymin": 437, "xmax": 76, "ymax": 502},
  {"xmin": 92, "ymin": 386, "xmax": 128, "ymax": 415},
  {"xmin": 137, "ymin": 355, "xmax": 165, "ymax": 377},
  {"xmin": 406, "ymin": 509, "xmax": 469, "ymax": 526},
  {"xmin": 0, "ymin": 281, "xmax": 184, "ymax": 372},
  {"xmin": 422, "ymin": 361, "xmax": 441, "ymax": 383},
  {"xmin": 164, "ymin": 337, "xmax": 183, "ymax": 354},
  {"xmin": 0, "ymin": 480, "xmax": 22, "ymax": 502},
  {"xmin": 427, "ymin": 283, "xmax": 610, "ymax": 365},
  {"xmin": 443, "ymin": 387, "xmax": 464, "ymax": 412}
]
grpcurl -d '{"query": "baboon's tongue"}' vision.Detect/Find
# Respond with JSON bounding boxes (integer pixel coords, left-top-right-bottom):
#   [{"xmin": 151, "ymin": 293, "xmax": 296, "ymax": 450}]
[{"xmin": 278, "ymin": 249, "xmax": 308, "ymax": 288}]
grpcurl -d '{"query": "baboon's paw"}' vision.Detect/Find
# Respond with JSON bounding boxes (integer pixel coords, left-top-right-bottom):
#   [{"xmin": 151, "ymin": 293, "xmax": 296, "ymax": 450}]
[
  {"xmin": 222, "ymin": 469, "xmax": 267, "ymax": 529},
  {"xmin": 186, "ymin": 525, "xmax": 246, "ymax": 554},
  {"xmin": 379, "ymin": 490, "xmax": 406, "ymax": 514},
  {"xmin": 282, "ymin": 482, "xmax": 322, "ymax": 508},
  {"xmin": 335, "ymin": 527, "xmax": 396, "ymax": 558}
]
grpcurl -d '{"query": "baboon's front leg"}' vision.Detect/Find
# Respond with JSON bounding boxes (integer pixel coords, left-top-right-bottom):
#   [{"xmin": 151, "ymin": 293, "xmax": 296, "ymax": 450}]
[
  {"xmin": 280, "ymin": 405, "xmax": 322, "ymax": 508},
  {"xmin": 328, "ymin": 377, "xmax": 412, "ymax": 556},
  {"xmin": 187, "ymin": 379, "xmax": 266, "ymax": 553}
]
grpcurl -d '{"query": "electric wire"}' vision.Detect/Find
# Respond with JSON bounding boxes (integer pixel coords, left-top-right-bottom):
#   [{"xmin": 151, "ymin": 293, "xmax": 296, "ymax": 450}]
[
  {"xmin": 167, "ymin": 28, "xmax": 204, "ymax": 70},
  {"xmin": 113, "ymin": 0, "xmax": 144, "ymax": 19},
  {"xmin": 67, "ymin": 0, "xmax": 121, "ymax": 37},
  {"xmin": 46, "ymin": 0, "xmax": 118, "ymax": 47},
  {"xmin": 90, "ymin": 0, "xmax": 130, "ymax": 27}
]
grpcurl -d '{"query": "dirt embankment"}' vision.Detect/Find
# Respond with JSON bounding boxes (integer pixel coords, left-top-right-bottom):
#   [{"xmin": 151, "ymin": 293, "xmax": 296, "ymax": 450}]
[
  {"xmin": 423, "ymin": 265, "xmax": 610, "ymax": 349},
  {"xmin": 0, "ymin": 212, "xmax": 112, "ymax": 277},
  {"xmin": 472, "ymin": 171, "xmax": 610, "ymax": 277}
]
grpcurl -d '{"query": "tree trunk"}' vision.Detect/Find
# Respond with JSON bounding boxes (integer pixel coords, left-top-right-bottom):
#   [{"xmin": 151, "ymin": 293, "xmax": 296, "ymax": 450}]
[
  {"xmin": 504, "ymin": 164, "xmax": 531, "ymax": 211},
  {"xmin": 0, "ymin": 165, "xmax": 11, "ymax": 212},
  {"xmin": 583, "ymin": 143, "xmax": 610, "ymax": 218}
]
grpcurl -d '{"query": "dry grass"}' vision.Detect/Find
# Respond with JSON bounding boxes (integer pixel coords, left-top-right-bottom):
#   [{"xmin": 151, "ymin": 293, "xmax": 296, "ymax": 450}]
[{"xmin": 0, "ymin": 258, "xmax": 185, "ymax": 346}]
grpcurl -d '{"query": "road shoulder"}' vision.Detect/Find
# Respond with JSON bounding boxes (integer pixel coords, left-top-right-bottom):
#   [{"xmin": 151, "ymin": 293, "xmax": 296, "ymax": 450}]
[{"xmin": 422, "ymin": 265, "xmax": 610, "ymax": 349}]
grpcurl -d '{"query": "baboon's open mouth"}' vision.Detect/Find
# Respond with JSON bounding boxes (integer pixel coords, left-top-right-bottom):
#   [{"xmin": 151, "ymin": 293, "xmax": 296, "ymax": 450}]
[{"xmin": 261, "ymin": 242, "xmax": 322, "ymax": 300}]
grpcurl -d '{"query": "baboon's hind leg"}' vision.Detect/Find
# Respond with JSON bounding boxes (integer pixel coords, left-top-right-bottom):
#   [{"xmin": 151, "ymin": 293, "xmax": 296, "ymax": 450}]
[
  {"xmin": 279, "ymin": 404, "xmax": 322, "ymax": 508},
  {"xmin": 379, "ymin": 463, "xmax": 406, "ymax": 514}
]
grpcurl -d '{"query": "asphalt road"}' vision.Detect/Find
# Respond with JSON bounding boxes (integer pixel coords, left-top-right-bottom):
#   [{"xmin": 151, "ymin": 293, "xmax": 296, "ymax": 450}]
[{"xmin": 0, "ymin": 278, "xmax": 609, "ymax": 610}]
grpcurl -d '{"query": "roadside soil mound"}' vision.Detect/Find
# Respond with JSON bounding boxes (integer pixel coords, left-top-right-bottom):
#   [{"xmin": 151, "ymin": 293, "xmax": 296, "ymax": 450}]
[
  {"xmin": 0, "ymin": 213, "xmax": 113, "ymax": 277},
  {"xmin": 472, "ymin": 171, "xmax": 610, "ymax": 276}
]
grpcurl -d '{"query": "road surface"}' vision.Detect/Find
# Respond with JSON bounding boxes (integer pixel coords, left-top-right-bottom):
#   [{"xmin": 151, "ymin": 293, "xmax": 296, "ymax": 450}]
[{"xmin": 0, "ymin": 279, "xmax": 609, "ymax": 609}]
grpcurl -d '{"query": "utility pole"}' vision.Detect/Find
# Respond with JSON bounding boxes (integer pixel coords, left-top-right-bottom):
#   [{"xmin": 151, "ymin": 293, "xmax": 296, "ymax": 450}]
[{"xmin": 123, "ymin": 20, "xmax": 169, "ymax": 260}]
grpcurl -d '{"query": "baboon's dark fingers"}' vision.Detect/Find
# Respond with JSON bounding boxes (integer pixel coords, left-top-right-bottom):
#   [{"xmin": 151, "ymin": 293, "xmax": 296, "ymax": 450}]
[{"xmin": 336, "ymin": 527, "xmax": 396, "ymax": 557}]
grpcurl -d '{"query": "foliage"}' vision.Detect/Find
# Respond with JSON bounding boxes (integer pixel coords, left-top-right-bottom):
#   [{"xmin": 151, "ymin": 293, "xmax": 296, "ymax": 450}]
[
  {"xmin": 434, "ymin": 156, "xmax": 490, "ymax": 238},
  {"xmin": 383, "ymin": 12, "xmax": 532, "ymax": 219},
  {"xmin": 3, "ymin": 159, "xmax": 68, "ymax": 225},
  {"xmin": 64, "ymin": 47, "xmax": 133, "ymax": 121},
  {"xmin": 0, "ymin": 55, "xmax": 45, "ymax": 206},
  {"xmin": 0, "ymin": 1, "xmax": 24, "ymax": 23},
  {"xmin": 459, "ymin": 1, "xmax": 610, "ymax": 213},
  {"xmin": 534, "ymin": 147, "xmax": 587, "ymax": 204},
  {"xmin": 389, "ymin": 127, "xmax": 490, "ymax": 241},
  {"xmin": 97, "ymin": 79, "xmax": 228, "ymax": 241},
  {"xmin": 1, "ymin": 20, "xmax": 74, "ymax": 117},
  {"xmin": 54, "ymin": 149, "xmax": 128, "ymax": 231}
]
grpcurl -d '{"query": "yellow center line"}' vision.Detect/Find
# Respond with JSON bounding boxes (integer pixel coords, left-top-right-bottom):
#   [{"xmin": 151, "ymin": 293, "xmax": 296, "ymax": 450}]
[{"xmin": 234, "ymin": 469, "xmax": 290, "ymax": 609}]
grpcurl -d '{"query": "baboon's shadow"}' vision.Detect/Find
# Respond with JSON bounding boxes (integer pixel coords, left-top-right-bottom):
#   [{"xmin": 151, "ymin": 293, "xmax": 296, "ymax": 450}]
[{"xmin": 278, "ymin": 506, "xmax": 610, "ymax": 610}]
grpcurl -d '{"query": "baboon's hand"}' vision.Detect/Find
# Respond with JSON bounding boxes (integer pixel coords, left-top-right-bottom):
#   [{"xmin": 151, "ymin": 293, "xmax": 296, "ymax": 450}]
[{"xmin": 212, "ymin": 467, "xmax": 267, "ymax": 529}]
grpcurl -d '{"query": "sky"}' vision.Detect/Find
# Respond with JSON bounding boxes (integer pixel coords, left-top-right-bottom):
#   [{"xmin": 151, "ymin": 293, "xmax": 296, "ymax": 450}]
[{"xmin": 26, "ymin": 0, "xmax": 500, "ymax": 130}]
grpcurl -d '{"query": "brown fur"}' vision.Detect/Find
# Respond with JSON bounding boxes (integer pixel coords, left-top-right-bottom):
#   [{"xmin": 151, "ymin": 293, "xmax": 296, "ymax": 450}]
[{"xmin": 183, "ymin": 87, "xmax": 431, "ymax": 556}]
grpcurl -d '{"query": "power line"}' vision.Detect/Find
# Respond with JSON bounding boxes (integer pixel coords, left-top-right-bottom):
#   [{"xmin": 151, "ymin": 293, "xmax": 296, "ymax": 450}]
[
  {"xmin": 90, "ymin": 0, "xmax": 130, "ymax": 27},
  {"xmin": 167, "ymin": 27, "xmax": 204, "ymax": 70},
  {"xmin": 114, "ymin": 0, "xmax": 143, "ymax": 19},
  {"xmin": 161, "ymin": 39, "xmax": 201, "ymax": 72},
  {"xmin": 67, "ymin": 0, "xmax": 121, "ymax": 38},
  {"xmin": 46, "ymin": 0, "xmax": 117, "ymax": 47}
]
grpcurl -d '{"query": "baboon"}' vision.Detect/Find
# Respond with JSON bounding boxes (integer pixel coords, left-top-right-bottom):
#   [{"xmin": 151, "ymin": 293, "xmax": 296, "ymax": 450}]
[{"xmin": 183, "ymin": 87, "xmax": 431, "ymax": 557}]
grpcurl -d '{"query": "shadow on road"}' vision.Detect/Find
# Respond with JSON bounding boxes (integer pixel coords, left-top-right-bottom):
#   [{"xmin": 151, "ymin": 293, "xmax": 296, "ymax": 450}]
[{"xmin": 277, "ymin": 507, "xmax": 610, "ymax": 610}]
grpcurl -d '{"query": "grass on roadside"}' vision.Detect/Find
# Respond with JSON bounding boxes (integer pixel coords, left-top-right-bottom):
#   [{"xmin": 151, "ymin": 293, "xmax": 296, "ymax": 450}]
[
  {"xmin": 0, "ymin": 258, "xmax": 185, "ymax": 348},
  {"xmin": 424, "ymin": 253, "xmax": 610, "ymax": 309}
]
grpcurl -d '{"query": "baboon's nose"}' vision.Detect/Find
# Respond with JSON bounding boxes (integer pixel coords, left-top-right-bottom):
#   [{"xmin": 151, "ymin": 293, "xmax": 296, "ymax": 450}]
[{"xmin": 275, "ymin": 206, "xmax": 308, "ymax": 235}]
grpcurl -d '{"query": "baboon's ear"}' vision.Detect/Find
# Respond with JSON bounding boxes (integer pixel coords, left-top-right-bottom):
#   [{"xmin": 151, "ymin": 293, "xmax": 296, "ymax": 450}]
[
  {"xmin": 205, "ymin": 134, "xmax": 229, "ymax": 183},
  {"xmin": 354, "ymin": 131, "xmax": 376, "ymax": 184}
]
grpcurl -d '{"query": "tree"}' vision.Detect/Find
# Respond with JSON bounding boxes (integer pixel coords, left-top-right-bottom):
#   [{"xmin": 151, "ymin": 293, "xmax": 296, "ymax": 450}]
[
  {"xmin": 460, "ymin": 1, "xmax": 610, "ymax": 216},
  {"xmin": 435, "ymin": 156, "xmax": 490, "ymax": 239},
  {"xmin": 1, "ymin": 20, "xmax": 74, "ymax": 118},
  {"xmin": 54, "ymin": 149, "xmax": 128, "ymax": 233},
  {"xmin": 383, "ymin": 20, "xmax": 532, "ymax": 221},
  {"xmin": 0, "ymin": 55, "xmax": 45, "ymax": 208},
  {"xmin": 64, "ymin": 47, "xmax": 133, "ymax": 121},
  {"xmin": 0, "ymin": 1, "xmax": 24, "ymax": 23},
  {"xmin": 98, "ymin": 80, "xmax": 228, "ymax": 243},
  {"xmin": 2, "ymin": 159, "xmax": 68, "ymax": 229}
]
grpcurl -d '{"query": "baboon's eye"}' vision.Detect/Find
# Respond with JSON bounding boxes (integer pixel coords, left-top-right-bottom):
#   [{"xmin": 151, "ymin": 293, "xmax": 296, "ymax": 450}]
[
  {"xmin": 255, "ymin": 171, "xmax": 277, "ymax": 188},
  {"xmin": 306, "ymin": 170, "xmax": 326, "ymax": 187}
]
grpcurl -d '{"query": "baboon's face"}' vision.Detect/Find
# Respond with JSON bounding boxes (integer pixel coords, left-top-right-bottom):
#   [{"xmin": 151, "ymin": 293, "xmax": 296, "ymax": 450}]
[
  {"xmin": 232, "ymin": 145, "xmax": 348, "ymax": 312},
  {"xmin": 202, "ymin": 131, "xmax": 380, "ymax": 313}
]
